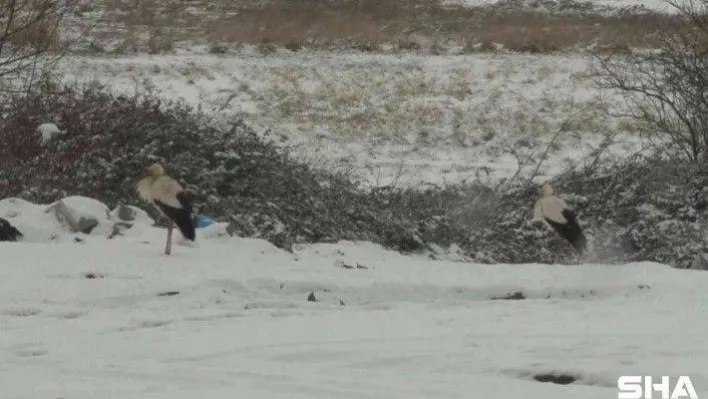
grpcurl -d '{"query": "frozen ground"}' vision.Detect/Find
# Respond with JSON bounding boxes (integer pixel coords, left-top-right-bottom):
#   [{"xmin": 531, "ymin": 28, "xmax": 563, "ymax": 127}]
[
  {"xmin": 55, "ymin": 51, "xmax": 642, "ymax": 187},
  {"xmin": 1, "ymin": 197, "xmax": 707, "ymax": 398},
  {"xmin": 588, "ymin": 0, "xmax": 675, "ymax": 12}
]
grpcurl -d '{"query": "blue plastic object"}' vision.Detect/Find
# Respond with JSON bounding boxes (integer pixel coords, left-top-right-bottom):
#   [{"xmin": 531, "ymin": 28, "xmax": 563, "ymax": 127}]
[{"xmin": 193, "ymin": 214, "xmax": 214, "ymax": 229}]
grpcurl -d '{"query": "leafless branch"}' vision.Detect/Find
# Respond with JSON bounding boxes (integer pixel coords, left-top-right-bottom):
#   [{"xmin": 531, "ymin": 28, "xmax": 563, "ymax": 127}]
[
  {"xmin": 493, "ymin": 101, "xmax": 595, "ymax": 194},
  {"xmin": 528, "ymin": 103, "xmax": 596, "ymax": 182},
  {"xmin": 0, "ymin": 0, "xmax": 82, "ymax": 94},
  {"xmin": 593, "ymin": 0, "xmax": 708, "ymax": 163}
]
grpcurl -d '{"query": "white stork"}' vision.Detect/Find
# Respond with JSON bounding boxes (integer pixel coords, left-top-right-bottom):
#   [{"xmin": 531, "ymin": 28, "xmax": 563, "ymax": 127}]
[
  {"xmin": 136, "ymin": 163, "xmax": 196, "ymax": 255},
  {"xmin": 533, "ymin": 183, "xmax": 587, "ymax": 255}
]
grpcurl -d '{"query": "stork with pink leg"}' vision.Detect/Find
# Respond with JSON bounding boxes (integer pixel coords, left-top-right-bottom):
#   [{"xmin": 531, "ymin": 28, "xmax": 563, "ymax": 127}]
[{"xmin": 136, "ymin": 163, "xmax": 196, "ymax": 255}]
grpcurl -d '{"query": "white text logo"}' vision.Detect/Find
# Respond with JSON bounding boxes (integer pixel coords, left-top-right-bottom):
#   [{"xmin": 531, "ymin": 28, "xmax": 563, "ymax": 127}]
[{"xmin": 618, "ymin": 376, "xmax": 698, "ymax": 399}]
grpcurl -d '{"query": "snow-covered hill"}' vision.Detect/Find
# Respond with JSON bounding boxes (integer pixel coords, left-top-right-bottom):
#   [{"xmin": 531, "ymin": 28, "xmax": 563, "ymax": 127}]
[
  {"xmin": 2, "ymin": 197, "xmax": 707, "ymax": 398},
  {"xmin": 448, "ymin": 0, "xmax": 678, "ymax": 14},
  {"xmin": 54, "ymin": 52, "xmax": 642, "ymax": 188}
]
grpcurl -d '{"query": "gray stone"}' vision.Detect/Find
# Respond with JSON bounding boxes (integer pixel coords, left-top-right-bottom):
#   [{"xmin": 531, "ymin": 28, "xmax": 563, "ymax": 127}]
[
  {"xmin": 76, "ymin": 217, "xmax": 99, "ymax": 234},
  {"xmin": 46, "ymin": 200, "xmax": 100, "ymax": 234},
  {"xmin": 108, "ymin": 222, "xmax": 133, "ymax": 239},
  {"xmin": 115, "ymin": 204, "xmax": 136, "ymax": 221}
]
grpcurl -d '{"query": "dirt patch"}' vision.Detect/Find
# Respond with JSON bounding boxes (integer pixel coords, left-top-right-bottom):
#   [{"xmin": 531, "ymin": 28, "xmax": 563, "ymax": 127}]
[{"xmin": 533, "ymin": 373, "xmax": 578, "ymax": 385}]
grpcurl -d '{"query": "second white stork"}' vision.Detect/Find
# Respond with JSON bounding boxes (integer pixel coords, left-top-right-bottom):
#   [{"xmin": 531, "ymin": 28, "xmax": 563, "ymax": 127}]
[
  {"xmin": 533, "ymin": 183, "xmax": 587, "ymax": 255},
  {"xmin": 136, "ymin": 163, "xmax": 196, "ymax": 255}
]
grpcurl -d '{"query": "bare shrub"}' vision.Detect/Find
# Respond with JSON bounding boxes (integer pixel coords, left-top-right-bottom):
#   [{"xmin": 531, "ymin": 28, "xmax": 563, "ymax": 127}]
[
  {"xmin": 0, "ymin": 0, "xmax": 79, "ymax": 93},
  {"xmin": 593, "ymin": 0, "xmax": 708, "ymax": 162},
  {"xmin": 1, "ymin": 82, "xmax": 705, "ymax": 267},
  {"xmin": 0, "ymin": 83, "xmax": 474, "ymax": 253}
]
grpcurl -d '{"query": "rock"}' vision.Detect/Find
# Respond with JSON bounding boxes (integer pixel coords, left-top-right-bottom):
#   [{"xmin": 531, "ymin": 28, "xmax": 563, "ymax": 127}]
[
  {"xmin": 491, "ymin": 291, "xmax": 526, "ymax": 300},
  {"xmin": 77, "ymin": 218, "xmax": 98, "ymax": 234},
  {"xmin": 336, "ymin": 260, "xmax": 355, "ymax": 269},
  {"xmin": 532, "ymin": 373, "xmax": 577, "ymax": 385},
  {"xmin": 46, "ymin": 197, "xmax": 110, "ymax": 235},
  {"xmin": 113, "ymin": 204, "xmax": 137, "ymax": 221},
  {"xmin": 108, "ymin": 222, "xmax": 133, "ymax": 239},
  {"xmin": 47, "ymin": 200, "xmax": 97, "ymax": 234},
  {"xmin": 0, "ymin": 217, "xmax": 22, "ymax": 241},
  {"xmin": 109, "ymin": 205, "xmax": 153, "ymax": 228}
]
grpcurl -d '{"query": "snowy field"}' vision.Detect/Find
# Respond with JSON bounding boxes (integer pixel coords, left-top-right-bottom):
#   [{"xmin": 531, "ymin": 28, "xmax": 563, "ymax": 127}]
[
  {"xmin": 55, "ymin": 51, "xmax": 642, "ymax": 187},
  {"xmin": 446, "ymin": 0, "xmax": 678, "ymax": 13},
  {"xmin": 2, "ymin": 196, "xmax": 708, "ymax": 399},
  {"xmin": 2, "ymin": 2, "xmax": 699, "ymax": 396}
]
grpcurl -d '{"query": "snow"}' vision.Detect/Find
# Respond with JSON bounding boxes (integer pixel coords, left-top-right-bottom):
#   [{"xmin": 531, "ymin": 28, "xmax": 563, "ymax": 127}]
[
  {"xmin": 36, "ymin": 123, "xmax": 64, "ymax": 145},
  {"xmin": 448, "ymin": 0, "xmax": 680, "ymax": 13},
  {"xmin": 2, "ymin": 1, "xmax": 702, "ymax": 395},
  {"xmin": 0, "ymin": 196, "xmax": 145, "ymax": 243},
  {"xmin": 56, "ymin": 196, "xmax": 111, "ymax": 222},
  {"xmin": 2, "ymin": 199, "xmax": 708, "ymax": 398},
  {"xmin": 0, "ymin": 197, "xmax": 76, "ymax": 243},
  {"xmin": 53, "ymin": 52, "xmax": 642, "ymax": 188},
  {"xmin": 588, "ymin": 0, "xmax": 676, "ymax": 13}
]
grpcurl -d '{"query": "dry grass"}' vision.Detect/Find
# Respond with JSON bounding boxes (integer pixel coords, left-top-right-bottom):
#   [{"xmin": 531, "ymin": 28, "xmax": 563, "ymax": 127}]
[
  {"xmin": 0, "ymin": 0, "xmax": 67, "ymax": 51},
  {"xmin": 87, "ymin": 0, "xmax": 687, "ymax": 54}
]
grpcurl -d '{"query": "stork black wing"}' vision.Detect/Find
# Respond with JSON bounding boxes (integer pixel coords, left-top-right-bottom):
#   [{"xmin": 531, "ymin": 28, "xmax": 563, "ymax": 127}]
[
  {"xmin": 154, "ymin": 199, "xmax": 196, "ymax": 241},
  {"xmin": 175, "ymin": 192, "xmax": 194, "ymax": 214}
]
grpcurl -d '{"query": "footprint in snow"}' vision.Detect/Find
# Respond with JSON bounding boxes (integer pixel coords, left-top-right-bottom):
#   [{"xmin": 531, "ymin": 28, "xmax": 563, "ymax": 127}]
[
  {"xmin": 10, "ymin": 343, "xmax": 48, "ymax": 358},
  {"xmin": 3, "ymin": 308, "xmax": 42, "ymax": 317},
  {"xmin": 117, "ymin": 319, "xmax": 173, "ymax": 332},
  {"xmin": 15, "ymin": 347, "xmax": 49, "ymax": 358},
  {"xmin": 57, "ymin": 311, "xmax": 84, "ymax": 320}
]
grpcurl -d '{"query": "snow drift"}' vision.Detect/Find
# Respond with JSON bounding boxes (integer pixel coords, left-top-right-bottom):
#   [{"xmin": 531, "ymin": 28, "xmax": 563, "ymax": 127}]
[{"xmin": 2, "ymin": 200, "xmax": 708, "ymax": 399}]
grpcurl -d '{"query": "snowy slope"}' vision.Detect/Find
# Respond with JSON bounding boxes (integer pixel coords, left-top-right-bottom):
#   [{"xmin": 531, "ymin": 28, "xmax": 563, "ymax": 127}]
[
  {"xmin": 53, "ymin": 52, "xmax": 641, "ymax": 188},
  {"xmin": 2, "ymin": 211, "xmax": 707, "ymax": 398},
  {"xmin": 449, "ymin": 0, "xmax": 678, "ymax": 13}
]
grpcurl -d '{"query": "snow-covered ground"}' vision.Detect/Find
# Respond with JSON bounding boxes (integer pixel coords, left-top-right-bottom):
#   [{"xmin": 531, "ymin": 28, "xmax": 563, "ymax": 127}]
[
  {"xmin": 447, "ymin": 0, "xmax": 679, "ymax": 13},
  {"xmin": 1, "ymin": 2, "xmax": 701, "ymax": 397},
  {"xmin": 2, "ymin": 197, "xmax": 707, "ymax": 398},
  {"xmin": 588, "ymin": 0, "xmax": 675, "ymax": 12},
  {"xmin": 55, "ymin": 51, "xmax": 642, "ymax": 187}
]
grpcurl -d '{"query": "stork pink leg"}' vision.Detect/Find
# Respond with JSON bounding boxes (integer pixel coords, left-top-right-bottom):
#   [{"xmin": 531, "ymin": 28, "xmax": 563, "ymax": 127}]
[{"xmin": 165, "ymin": 219, "xmax": 173, "ymax": 255}]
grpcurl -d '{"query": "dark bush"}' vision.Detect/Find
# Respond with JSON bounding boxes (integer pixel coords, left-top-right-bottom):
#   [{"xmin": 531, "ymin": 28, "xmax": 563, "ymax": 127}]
[
  {"xmin": 0, "ymin": 84, "xmax": 476, "ymax": 253},
  {"xmin": 463, "ymin": 154, "xmax": 708, "ymax": 269},
  {"xmin": 2, "ymin": 84, "xmax": 707, "ymax": 269}
]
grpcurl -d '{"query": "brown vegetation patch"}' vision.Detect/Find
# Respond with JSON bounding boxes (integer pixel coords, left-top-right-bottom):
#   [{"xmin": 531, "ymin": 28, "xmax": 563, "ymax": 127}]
[{"xmin": 86, "ymin": 0, "xmax": 687, "ymax": 54}]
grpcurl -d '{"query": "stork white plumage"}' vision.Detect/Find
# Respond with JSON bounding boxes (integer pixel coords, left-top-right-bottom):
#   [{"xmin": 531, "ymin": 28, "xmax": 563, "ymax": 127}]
[
  {"xmin": 136, "ymin": 163, "xmax": 196, "ymax": 255},
  {"xmin": 533, "ymin": 183, "xmax": 587, "ymax": 255}
]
